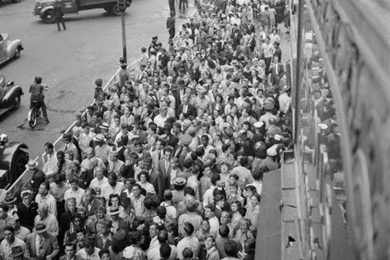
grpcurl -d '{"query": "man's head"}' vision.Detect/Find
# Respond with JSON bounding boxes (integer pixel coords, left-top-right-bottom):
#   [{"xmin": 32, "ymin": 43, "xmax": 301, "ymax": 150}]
[
  {"xmin": 38, "ymin": 182, "xmax": 49, "ymax": 196},
  {"xmin": 3, "ymin": 225, "xmax": 15, "ymax": 244},
  {"xmin": 85, "ymin": 236, "xmax": 96, "ymax": 255},
  {"xmin": 205, "ymin": 235, "xmax": 216, "ymax": 250},
  {"xmin": 65, "ymin": 243, "xmax": 76, "ymax": 258},
  {"xmin": 107, "ymin": 172, "xmax": 117, "ymax": 186}
]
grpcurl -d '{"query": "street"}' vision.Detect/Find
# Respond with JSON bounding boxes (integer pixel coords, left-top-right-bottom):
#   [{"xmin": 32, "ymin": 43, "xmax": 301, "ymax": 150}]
[{"xmin": 0, "ymin": 0, "xmax": 172, "ymax": 157}]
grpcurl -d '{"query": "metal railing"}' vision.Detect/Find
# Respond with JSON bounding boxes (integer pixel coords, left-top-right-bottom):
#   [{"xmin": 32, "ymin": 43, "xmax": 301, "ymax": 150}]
[{"xmin": 1, "ymin": 59, "xmax": 140, "ymax": 200}]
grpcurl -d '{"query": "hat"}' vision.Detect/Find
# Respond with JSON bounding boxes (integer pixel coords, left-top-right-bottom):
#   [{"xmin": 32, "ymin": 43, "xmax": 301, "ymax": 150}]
[
  {"xmin": 173, "ymin": 177, "xmax": 186, "ymax": 187},
  {"xmin": 99, "ymin": 122, "xmax": 109, "ymax": 130},
  {"xmin": 10, "ymin": 246, "xmax": 24, "ymax": 257},
  {"xmin": 21, "ymin": 188, "xmax": 33, "ymax": 197},
  {"xmin": 274, "ymin": 134, "xmax": 283, "ymax": 141},
  {"xmin": 253, "ymin": 121, "xmax": 264, "ymax": 128},
  {"xmin": 35, "ymin": 222, "xmax": 47, "ymax": 233},
  {"xmin": 94, "ymin": 134, "xmax": 105, "ymax": 142},
  {"xmin": 25, "ymin": 160, "xmax": 38, "ymax": 170},
  {"xmin": 266, "ymin": 144, "xmax": 279, "ymax": 157},
  {"xmin": 109, "ymin": 207, "xmax": 120, "ymax": 216}
]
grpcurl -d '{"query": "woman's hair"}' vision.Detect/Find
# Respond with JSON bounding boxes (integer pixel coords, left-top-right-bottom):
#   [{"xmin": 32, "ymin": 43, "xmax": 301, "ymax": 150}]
[{"xmin": 108, "ymin": 194, "xmax": 121, "ymax": 207}]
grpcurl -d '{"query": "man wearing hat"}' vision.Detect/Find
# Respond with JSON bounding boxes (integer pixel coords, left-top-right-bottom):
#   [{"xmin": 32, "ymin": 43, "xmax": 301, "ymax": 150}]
[
  {"xmin": 25, "ymin": 160, "xmax": 45, "ymax": 194},
  {"xmin": 256, "ymin": 144, "xmax": 280, "ymax": 171},
  {"xmin": 94, "ymin": 134, "xmax": 112, "ymax": 163},
  {"xmin": 108, "ymin": 206, "xmax": 129, "ymax": 234},
  {"xmin": 17, "ymin": 188, "xmax": 37, "ymax": 231},
  {"xmin": 25, "ymin": 222, "xmax": 59, "ymax": 260},
  {"xmin": 0, "ymin": 226, "xmax": 28, "ymax": 260}
]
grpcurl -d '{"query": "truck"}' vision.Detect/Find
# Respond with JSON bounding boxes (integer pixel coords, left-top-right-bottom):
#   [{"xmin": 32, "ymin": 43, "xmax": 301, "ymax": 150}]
[{"xmin": 33, "ymin": 0, "xmax": 132, "ymax": 23}]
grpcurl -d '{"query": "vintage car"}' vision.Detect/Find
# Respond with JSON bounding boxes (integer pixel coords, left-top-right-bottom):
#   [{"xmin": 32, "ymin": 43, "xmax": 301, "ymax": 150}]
[
  {"xmin": 0, "ymin": 75, "xmax": 24, "ymax": 116},
  {"xmin": 0, "ymin": 136, "xmax": 29, "ymax": 190},
  {"xmin": 34, "ymin": 0, "xmax": 132, "ymax": 23},
  {"xmin": 0, "ymin": 33, "xmax": 23, "ymax": 66}
]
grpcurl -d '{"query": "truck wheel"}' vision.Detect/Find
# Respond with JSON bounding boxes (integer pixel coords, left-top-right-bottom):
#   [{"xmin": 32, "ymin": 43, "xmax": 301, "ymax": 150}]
[
  {"xmin": 41, "ymin": 9, "xmax": 56, "ymax": 23},
  {"xmin": 110, "ymin": 4, "xmax": 122, "ymax": 16}
]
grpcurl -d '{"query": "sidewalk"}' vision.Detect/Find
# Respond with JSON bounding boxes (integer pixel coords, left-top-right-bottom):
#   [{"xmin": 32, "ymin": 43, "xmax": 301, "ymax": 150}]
[{"xmin": 255, "ymin": 169, "xmax": 282, "ymax": 260}]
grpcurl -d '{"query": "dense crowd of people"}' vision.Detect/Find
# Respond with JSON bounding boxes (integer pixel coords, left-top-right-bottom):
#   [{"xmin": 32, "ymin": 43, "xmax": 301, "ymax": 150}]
[{"xmin": 0, "ymin": 0, "xmax": 291, "ymax": 259}]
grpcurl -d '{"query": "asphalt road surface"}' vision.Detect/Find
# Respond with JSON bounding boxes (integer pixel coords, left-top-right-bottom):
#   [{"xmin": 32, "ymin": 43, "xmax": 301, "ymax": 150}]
[{"xmin": 0, "ymin": 0, "xmax": 176, "ymax": 158}]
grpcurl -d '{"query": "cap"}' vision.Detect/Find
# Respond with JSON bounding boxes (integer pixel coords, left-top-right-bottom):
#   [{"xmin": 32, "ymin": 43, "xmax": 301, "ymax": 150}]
[
  {"xmin": 173, "ymin": 177, "xmax": 186, "ymax": 187},
  {"xmin": 94, "ymin": 134, "xmax": 105, "ymax": 142},
  {"xmin": 35, "ymin": 222, "xmax": 47, "ymax": 233},
  {"xmin": 253, "ymin": 121, "xmax": 264, "ymax": 128},
  {"xmin": 266, "ymin": 144, "xmax": 279, "ymax": 157},
  {"xmin": 25, "ymin": 160, "xmax": 38, "ymax": 170}
]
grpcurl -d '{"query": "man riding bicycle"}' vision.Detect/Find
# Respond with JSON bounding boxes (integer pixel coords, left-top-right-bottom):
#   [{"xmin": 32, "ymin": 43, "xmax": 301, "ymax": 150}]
[{"xmin": 29, "ymin": 76, "xmax": 49, "ymax": 123}]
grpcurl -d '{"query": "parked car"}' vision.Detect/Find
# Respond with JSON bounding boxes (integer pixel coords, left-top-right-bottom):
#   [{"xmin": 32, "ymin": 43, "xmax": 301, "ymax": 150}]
[
  {"xmin": 0, "ymin": 0, "xmax": 21, "ymax": 5},
  {"xmin": 0, "ymin": 135, "xmax": 29, "ymax": 190},
  {"xmin": 0, "ymin": 33, "xmax": 23, "ymax": 65},
  {"xmin": 34, "ymin": 0, "xmax": 132, "ymax": 23},
  {"xmin": 0, "ymin": 75, "xmax": 24, "ymax": 116}
]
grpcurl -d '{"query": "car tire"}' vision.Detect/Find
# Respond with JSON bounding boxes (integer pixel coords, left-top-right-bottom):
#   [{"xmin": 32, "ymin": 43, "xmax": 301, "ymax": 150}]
[
  {"xmin": 41, "ymin": 9, "xmax": 56, "ymax": 23},
  {"xmin": 13, "ymin": 96, "xmax": 21, "ymax": 109},
  {"xmin": 14, "ymin": 48, "xmax": 21, "ymax": 59},
  {"xmin": 110, "ymin": 4, "xmax": 122, "ymax": 16}
]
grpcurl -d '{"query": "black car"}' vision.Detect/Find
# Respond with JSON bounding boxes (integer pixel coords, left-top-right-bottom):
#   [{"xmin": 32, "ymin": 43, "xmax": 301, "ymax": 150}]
[{"xmin": 0, "ymin": 74, "xmax": 23, "ymax": 117}]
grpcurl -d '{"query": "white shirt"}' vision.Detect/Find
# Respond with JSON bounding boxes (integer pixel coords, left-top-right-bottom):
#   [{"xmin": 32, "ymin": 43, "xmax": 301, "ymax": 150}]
[
  {"xmin": 76, "ymin": 247, "xmax": 100, "ymax": 260},
  {"xmin": 89, "ymin": 177, "xmax": 109, "ymax": 192},
  {"xmin": 154, "ymin": 114, "xmax": 168, "ymax": 128},
  {"xmin": 101, "ymin": 182, "xmax": 124, "ymax": 201},
  {"xmin": 278, "ymin": 92, "xmax": 291, "ymax": 114},
  {"xmin": 35, "ymin": 193, "xmax": 57, "ymax": 216},
  {"xmin": 42, "ymin": 152, "xmax": 57, "ymax": 176},
  {"xmin": 209, "ymin": 216, "xmax": 220, "ymax": 237},
  {"xmin": 202, "ymin": 186, "xmax": 216, "ymax": 208},
  {"xmin": 64, "ymin": 187, "xmax": 85, "ymax": 207}
]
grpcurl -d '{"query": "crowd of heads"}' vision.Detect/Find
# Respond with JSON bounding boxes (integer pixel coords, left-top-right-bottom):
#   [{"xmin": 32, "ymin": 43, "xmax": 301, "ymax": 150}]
[{"xmin": 0, "ymin": 0, "xmax": 291, "ymax": 259}]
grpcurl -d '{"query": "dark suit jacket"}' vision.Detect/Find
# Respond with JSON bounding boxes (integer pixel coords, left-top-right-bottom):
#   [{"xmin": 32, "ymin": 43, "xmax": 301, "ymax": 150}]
[
  {"xmin": 179, "ymin": 103, "xmax": 197, "ymax": 119},
  {"xmin": 17, "ymin": 202, "xmax": 38, "ymax": 230},
  {"xmin": 25, "ymin": 232, "xmax": 59, "ymax": 259}
]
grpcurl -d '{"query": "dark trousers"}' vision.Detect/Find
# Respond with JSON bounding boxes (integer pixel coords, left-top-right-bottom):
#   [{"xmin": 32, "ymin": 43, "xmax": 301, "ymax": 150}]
[
  {"xmin": 168, "ymin": 28, "xmax": 175, "ymax": 39},
  {"xmin": 56, "ymin": 17, "xmax": 66, "ymax": 31},
  {"xmin": 41, "ymin": 100, "xmax": 48, "ymax": 119},
  {"xmin": 179, "ymin": 0, "xmax": 187, "ymax": 13},
  {"xmin": 30, "ymin": 99, "xmax": 48, "ymax": 120}
]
